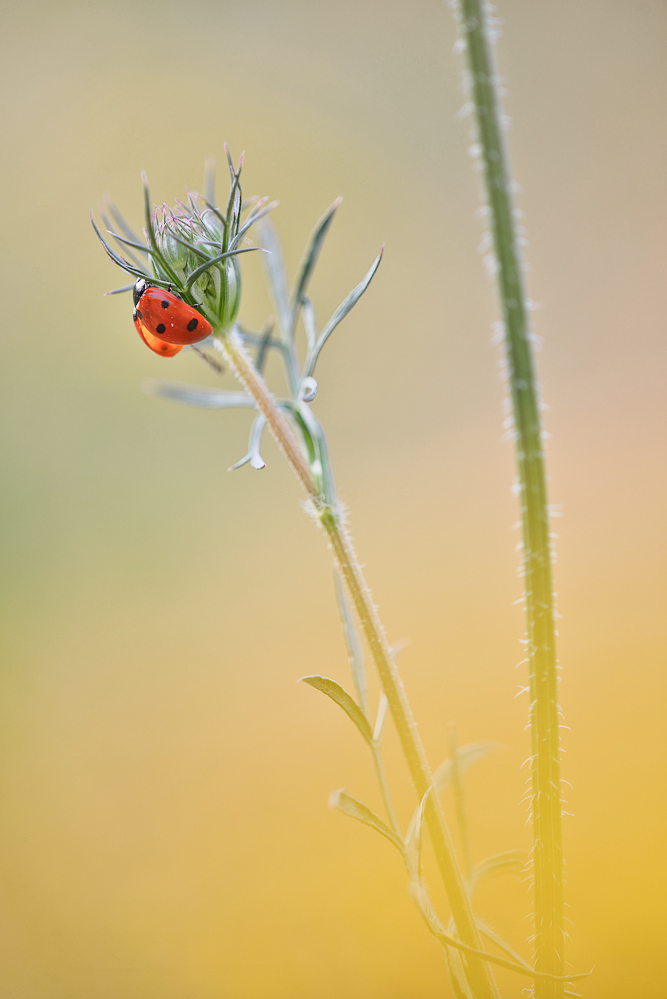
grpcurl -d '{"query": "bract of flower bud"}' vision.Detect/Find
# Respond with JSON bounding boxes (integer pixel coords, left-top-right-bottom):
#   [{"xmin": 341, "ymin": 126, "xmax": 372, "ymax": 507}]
[
  {"xmin": 155, "ymin": 210, "xmax": 241, "ymax": 326},
  {"xmin": 155, "ymin": 216, "xmax": 199, "ymax": 282},
  {"xmin": 220, "ymin": 257, "xmax": 241, "ymax": 327},
  {"xmin": 94, "ymin": 152, "xmax": 275, "ymax": 336}
]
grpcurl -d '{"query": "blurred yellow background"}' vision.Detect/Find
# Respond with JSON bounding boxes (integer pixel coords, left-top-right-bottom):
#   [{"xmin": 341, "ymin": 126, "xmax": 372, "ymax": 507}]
[{"xmin": 0, "ymin": 0, "xmax": 665, "ymax": 996}]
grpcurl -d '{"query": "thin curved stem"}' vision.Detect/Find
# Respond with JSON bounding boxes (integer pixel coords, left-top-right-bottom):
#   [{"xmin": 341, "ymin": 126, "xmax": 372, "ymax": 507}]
[{"xmin": 215, "ymin": 324, "xmax": 499, "ymax": 999}]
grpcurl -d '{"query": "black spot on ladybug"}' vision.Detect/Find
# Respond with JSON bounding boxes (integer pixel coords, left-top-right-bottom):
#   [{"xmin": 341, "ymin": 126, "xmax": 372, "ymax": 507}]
[
  {"xmin": 187, "ymin": 318, "xmax": 199, "ymax": 332},
  {"xmin": 156, "ymin": 323, "xmax": 166, "ymax": 335},
  {"xmin": 161, "ymin": 300, "xmax": 169, "ymax": 309},
  {"xmin": 136, "ymin": 309, "xmax": 143, "ymax": 320}
]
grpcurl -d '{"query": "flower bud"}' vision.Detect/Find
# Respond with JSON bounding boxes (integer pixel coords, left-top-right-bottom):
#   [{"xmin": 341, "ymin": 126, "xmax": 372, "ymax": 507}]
[{"xmin": 94, "ymin": 152, "xmax": 276, "ymax": 335}]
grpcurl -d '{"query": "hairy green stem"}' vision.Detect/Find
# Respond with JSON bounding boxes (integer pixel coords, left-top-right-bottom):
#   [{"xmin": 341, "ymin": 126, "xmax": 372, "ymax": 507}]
[
  {"xmin": 216, "ymin": 325, "xmax": 499, "ymax": 999},
  {"xmin": 452, "ymin": 2, "xmax": 564, "ymax": 993}
]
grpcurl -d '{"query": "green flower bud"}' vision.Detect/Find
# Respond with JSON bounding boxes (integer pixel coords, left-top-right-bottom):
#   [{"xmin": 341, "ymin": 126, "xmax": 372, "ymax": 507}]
[{"xmin": 93, "ymin": 150, "xmax": 278, "ymax": 335}]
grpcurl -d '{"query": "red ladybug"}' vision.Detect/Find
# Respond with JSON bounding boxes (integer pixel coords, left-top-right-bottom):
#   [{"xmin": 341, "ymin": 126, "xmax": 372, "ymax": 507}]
[{"xmin": 132, "ymin": 277, "xmax": 213, "ymax": 357}]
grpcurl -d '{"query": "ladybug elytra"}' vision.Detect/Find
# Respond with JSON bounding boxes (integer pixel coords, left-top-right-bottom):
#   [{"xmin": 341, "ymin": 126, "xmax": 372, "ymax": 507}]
[{"xmin": 132, "ymin": 277, "xmax": 213, "ymax": 357}]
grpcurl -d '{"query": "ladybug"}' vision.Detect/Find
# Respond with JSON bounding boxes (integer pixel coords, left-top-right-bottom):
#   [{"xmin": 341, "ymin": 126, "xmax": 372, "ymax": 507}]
[{"xmin": 132, "ymin": 277, "xmax": 213, "ymax": 357}]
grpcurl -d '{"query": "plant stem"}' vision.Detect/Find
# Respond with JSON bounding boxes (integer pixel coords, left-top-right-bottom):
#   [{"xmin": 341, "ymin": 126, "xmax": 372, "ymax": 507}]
[
  {"xmin": 452, "ymin": 2, "xmax": 564, "ymax": 993},
  {"xmin": 216, "ymin": 325, "xmax": 499, "ymax": 999}
]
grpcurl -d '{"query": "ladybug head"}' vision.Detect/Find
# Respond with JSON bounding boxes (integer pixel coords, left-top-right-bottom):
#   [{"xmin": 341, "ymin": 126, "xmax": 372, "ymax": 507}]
[{"xmin": 133, "ymin": 277, "xmax": 147, "ymax": 307}]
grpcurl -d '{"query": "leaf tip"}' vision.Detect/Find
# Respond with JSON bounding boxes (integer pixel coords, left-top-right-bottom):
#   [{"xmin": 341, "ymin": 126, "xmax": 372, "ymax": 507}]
[{"xmin": 329, "ymin": 788, "xmax": 344, "ymax": 809}]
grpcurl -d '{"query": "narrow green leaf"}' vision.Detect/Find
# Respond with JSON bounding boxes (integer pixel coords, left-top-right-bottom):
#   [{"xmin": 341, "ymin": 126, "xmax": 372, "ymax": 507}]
[
  {"xmin": 255, "ymin": 217, "xmax": 291, "ymax": 337},
  {"xmin": 185, "ymin": 246, "xmax": 262, "ymax": 291},
  {"xmin": 91, "ymin": 214, "xmax": 147, "ymax": 280},
  {"xmin": 228, "ymin": 414, "xmax": 267, "ymax": 471},
  {"xmin": 433, "ymin": 921, "xmax": 592, "ymax": 984},
  {"xmin": 142, "ymin": 380, "xmax": 254, "ymax": 409},
  {"xmin": 329, "ymin": 789, "xmax": 404, "ymax": 854},
  {"xmin": 478, "ymin": 921, "xmax": 534, "ymax": 973},
  {"xmin": 141, "ymin": 173, "xmax": 180, "ymax": 287},
  {"xmin": 301, "ymin": 294, "xmax": 317, "ymax": 353},
  {"xmin": 304, "ymin": 247, "xmax": 383, "ymax": 378},
  {"xmin": 300, "ymin": 675, "xmax": 372, "ymax": 745},
  {"xmin": 470, "ymin": 850, "xmax": 526, "ymax": 893},
  {"xmin": 166, "ymin": 229, "xmax": 212, "ymax": 263},
  {"xmin": 254, "ymin": 320, "xmax": 276, "ymax": 375},
  {"xmin": 433, "ymin": 740, "xmax": 502, "ymax": 793},
  {"xmin": 141, "ymin": 172, "xmax": 159, "ymax": 252},
  {"xmin": 290, "ymin": 197, "xmax": 343, "ymax": 332},
  {"xmin": 203, "ymin": 157, "xmax": 216, "ymax": 207},
  {"xmin": 232, "ymin": 200, "xmax": 279, "ymax": 246},
  {"xmin": 405, "ymin": 785, "xmax": 433, "ymax": 881},
  {"xmin": 102, "ymin": 195, "xmax": 145, "ymax": 248},
  {"xmin": 373, "ymin": 691, "xmax": 389, "ymax": 743},
  {"xmin": 445, "ymin": 946, "xmax": 475, "ymax": 999},
  {"xmin": 104, "ymin": 228, "xmax": 152, "ymax": 257},
  {"xmin": 98, "ymin": 208, "xmax": 148, "ymax": 271},
  {"xmin": 104, "ymin": 283, "xmax": 135, "ymax": 296},
  {"xmin": 333, "ymin": 571, "xmax": 367, "ymax": 713}
]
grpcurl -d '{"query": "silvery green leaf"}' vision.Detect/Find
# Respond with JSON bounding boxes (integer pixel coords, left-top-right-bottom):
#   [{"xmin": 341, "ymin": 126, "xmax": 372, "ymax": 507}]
[
  {"xmin": 333, "ymin": 572, "xmax": 367, "ymax": 713},
  {"xmin": 445, "ymin": 947, "xmax": 475, "ymax": 999},
  {"xmin": 477, "ymin": 921, "xmax": 534, "ymax": 974},
  {"xmin": 185, "ymin": 246, "xmax": 263, "ymax": 291},
  {"xmin": 299, "ymin": 376, "xmax": 318, "ymax": 403},
  {"xmin": 290, "ymin": 197, "xmax": 343, "ymax": 332},
  {"xmin": 255, "ymin": 217, "xmax": 290, "ymax": 337},
  {"xmin": 389, "ymin": 638, "xmax": 411, "ymax": 659},
  {"xmin": 433, "ymin": 740, "xmax": 502, "ymax": 793},
  {"xmin": 254, "ymin": 321, "xmax": 276, "ymax": 375},
  {"xmin": 90, "ymin": 213, "xmax": 147, "ymax": 280},
  {"xmin": 104, "ymin": 228, "xmax": 153, "ymax": 258},
  {"xmin": 203, "ymin": 157, "xmax": 216, "ymax": 207},
  {"xmin": 232, "ymin": 200, "xmax": 279, "ymax": 246},
  {"xmin": 166, "ymin": 229, "xmax": 211, "ymax": 263},
  {"xmin": 304, "ymin": 247, "xmax": 383, "ymax": 378},
  {"xmin": 300, "ymin": 675, "xmax": 372, "ymax": 745},
  {"xmin": 329, "ymin": 789, "xmax": 404, "ymax": 854},
  {"xmin": 98, "ymin": 208, "xmax": 148, "ymax": 271},
  {"xmin": 228, "ymin": 414, "xmax": 267, "ymax": 471},
  {"xmin": 300, "ymin": 295, "xmax": 317, "ymax": 352},
  {"xmin": 104, "ymin": 283, "xmax": 135, "ymax": 296},
  {"xmin": 293, "ymin": 402, "xmax": 337, "ymax": 506},
  {"xmin": 470, "ymin": 850, "xmax": 526, "ymax": 893},
  {"xmin": 102, "ymin": 195, "xmax": 146, "ymax": 248},
  {"xmin": 373, "ymin": 691, "xmax": 389, "ymax": 743},
  {"xmin": 404, "ymin": 784, "xmax": 433, "ymax": 881},
  {"xmin": 141, "ymin": 172, "xmax": 180, "ymax": 287},
  {"xmin": 142, "ymin": 380, "xmax": 254, "ymax": 409}
]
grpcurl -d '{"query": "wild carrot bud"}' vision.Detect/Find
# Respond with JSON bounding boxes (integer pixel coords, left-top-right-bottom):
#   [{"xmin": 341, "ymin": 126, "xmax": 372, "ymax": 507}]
[{"xmin": 92, "ymin": 148, "xmax": 277, "ymax": 336}]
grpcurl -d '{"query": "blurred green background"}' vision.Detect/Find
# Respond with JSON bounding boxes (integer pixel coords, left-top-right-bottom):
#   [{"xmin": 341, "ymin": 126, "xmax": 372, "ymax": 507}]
[{"xmin": 1, "ymin": 0, "xmax": 666, "ymax": 996}]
